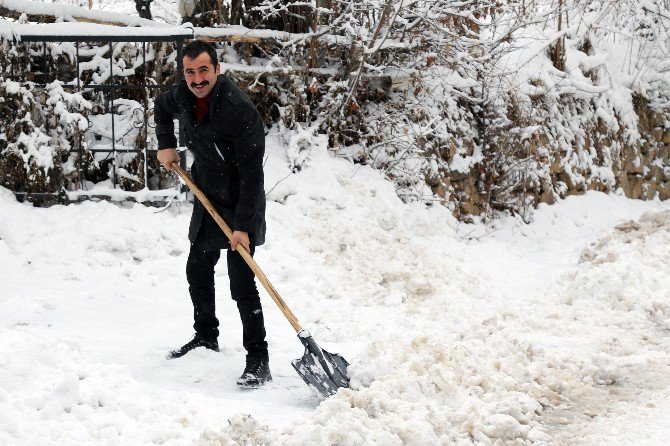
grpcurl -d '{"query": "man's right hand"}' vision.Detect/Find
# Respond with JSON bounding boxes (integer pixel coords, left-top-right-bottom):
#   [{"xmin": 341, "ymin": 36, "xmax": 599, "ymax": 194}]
[{"xmin": 157, "ymin": 148, "xmax": 180, "ymax": 171}]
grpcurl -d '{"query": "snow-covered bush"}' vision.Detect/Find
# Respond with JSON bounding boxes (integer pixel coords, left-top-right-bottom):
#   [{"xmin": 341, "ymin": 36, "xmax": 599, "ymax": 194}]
[
  {"xmin": 311, "ymin": 0, "xmax": 670, "ymax": 220},
  {"xmin": 0, "ymin": 74, "xmax": 89, "ymax": 198}
]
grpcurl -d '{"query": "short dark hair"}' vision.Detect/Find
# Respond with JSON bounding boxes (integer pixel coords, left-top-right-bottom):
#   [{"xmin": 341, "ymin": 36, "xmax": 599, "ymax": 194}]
[{"xmin": 183, "ymin": 40, "xmax": 218, "ymax": 67}]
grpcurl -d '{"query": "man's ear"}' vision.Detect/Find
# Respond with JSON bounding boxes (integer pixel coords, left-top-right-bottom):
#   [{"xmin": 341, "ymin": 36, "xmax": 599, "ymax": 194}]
[{"xmin": 215, "ymin": 63, "xmax": 221, "ymax": 75}]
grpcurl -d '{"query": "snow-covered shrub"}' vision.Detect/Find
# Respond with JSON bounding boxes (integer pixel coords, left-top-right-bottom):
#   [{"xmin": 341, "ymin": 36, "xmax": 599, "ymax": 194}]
[
  {"xmin": 0, "ymin": 79, "xmax": 51, "ymax": 195},
  {"xmin": 311, "ymin": 0, "xmax": 670, "ymax": 220},
  {"xmin": 489, "ymin": 0, "xmax": 670, "ymax": 212},
  {"xmin": 0, "ymin": 75, "xmax": 89, "ymax": 198}
]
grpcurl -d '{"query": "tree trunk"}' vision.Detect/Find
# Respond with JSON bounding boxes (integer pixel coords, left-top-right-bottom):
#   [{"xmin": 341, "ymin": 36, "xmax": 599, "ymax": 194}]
[
  {"xmin": 135, "ymin": 0, "xmax": 153, "ymax": 20},
  {"xmin": 553, "ymin": 0, "xmax": 565, "ymax": 71}
]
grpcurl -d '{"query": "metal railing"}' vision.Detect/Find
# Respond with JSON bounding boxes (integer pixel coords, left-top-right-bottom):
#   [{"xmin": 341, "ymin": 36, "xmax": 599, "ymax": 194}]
[{"xmin": 8, "ymin": 31, "xmax": 192, "ymax": 203}]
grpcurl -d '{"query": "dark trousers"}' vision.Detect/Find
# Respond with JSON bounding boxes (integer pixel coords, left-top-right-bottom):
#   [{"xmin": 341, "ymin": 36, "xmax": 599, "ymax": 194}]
[{"xmin": 186, "ymin": 244, "xmax": 268, "ymax": 355}]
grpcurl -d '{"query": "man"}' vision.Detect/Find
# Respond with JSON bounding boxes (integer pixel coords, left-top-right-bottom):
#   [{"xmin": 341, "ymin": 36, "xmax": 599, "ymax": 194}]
[{"xmin": 154, "ymin": 40, "xmax": 270, "ymax": 388}]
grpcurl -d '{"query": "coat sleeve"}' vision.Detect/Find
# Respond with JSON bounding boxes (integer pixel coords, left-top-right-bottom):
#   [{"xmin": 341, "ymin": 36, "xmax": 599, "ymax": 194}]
[
  {"xmin": 154, "ymin": 86, "xmax": 180, "ymax": 150},
  {"xmin": 232, "ymin": 104, "xmax": 265, "ymax": 233}
]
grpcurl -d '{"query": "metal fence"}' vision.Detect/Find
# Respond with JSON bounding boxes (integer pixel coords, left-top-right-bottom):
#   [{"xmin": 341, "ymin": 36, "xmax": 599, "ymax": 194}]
[{"xmin": 8, "ymin": 31, "xmax": 192, "ymax": 203}]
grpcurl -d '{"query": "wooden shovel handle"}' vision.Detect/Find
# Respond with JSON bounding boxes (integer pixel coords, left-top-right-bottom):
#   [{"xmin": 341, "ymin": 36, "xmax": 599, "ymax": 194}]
[{"xmin": 170, "ymin": 162, "xmax": 303, "ymax": 333}]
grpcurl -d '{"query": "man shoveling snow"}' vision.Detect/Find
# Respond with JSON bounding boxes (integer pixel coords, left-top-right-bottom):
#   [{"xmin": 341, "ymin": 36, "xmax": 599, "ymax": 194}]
[{"xmin": 154, "ymin": 40, "xmax": 270, "ymax": 389}]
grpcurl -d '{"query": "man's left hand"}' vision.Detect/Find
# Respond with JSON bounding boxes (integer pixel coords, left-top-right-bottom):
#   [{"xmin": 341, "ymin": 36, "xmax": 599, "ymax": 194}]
[{"xmin": 230, "ymin": 231, "xmax": 250, "ymax": 252}]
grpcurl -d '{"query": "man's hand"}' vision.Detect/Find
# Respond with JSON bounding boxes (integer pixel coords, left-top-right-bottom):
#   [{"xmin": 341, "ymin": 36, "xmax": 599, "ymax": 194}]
[
  {"xmin": 157, "ymin": 148, "xmax": 180, "ymax": 171},
  {"xmin": 230, "ymin": 231, "xmax": 250, "ymax": 252}
]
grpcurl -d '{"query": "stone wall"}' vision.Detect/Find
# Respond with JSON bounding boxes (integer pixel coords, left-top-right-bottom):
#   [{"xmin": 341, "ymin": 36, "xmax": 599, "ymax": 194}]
[
  {"xmin": 620, "ymin": 98, "xmax": 670, "ymax": 200},
  {"xmin": 445, "ymin": 97, "xmax": 670, "ymax": 220}
]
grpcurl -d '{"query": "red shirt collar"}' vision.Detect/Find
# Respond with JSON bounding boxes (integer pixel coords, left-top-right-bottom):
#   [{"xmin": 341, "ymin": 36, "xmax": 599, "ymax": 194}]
[{"xmin": 194, "ymin": 92, "xmax": 213, "ymax": 122}]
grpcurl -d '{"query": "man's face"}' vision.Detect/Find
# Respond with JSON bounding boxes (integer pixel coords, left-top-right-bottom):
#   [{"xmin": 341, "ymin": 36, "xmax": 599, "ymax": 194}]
[{"xmin": 183, "ymin": 52, "xmax": 220, "ymax": 98}]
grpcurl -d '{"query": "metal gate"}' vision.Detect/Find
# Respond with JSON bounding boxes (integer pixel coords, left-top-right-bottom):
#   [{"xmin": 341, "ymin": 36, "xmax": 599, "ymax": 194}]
[{"xmin": 8, "ymin": 30, "xmax": 192, "ymax": 203}]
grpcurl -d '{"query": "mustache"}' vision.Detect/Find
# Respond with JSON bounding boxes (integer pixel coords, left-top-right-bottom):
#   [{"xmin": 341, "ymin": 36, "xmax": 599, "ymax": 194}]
[{"xmin": 190, "ymin": 81, "xmax": 209, "ymax": 88}]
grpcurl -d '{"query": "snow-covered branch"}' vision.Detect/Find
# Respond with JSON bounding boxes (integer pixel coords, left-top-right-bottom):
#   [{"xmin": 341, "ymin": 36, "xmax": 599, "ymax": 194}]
[{"xmin": 0, "ymin": 0, "xmax": 168, "ymax": 27}]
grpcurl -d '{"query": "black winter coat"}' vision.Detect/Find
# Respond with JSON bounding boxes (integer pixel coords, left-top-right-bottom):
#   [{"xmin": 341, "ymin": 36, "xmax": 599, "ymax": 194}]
[{"xmin": 154, "ymin": 75, "xmax": 266, "ymax": 249}]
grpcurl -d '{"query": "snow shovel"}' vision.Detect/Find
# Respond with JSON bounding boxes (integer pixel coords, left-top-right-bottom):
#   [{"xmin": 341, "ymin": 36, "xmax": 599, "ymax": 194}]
[{"xmin": 170, "ymin": 162, "xmax": 350, "ymax": 398}]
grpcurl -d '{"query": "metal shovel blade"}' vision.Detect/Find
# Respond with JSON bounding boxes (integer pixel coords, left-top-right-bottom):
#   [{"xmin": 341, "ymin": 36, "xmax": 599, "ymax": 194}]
[{"xmin": 291, "ymin": 330, "xmax": 350, "ymax": 398}]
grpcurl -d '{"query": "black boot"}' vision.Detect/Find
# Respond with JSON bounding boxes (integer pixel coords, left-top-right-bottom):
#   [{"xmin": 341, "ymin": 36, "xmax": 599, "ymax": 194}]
[
  {"xmin": 167, "ymin": 334, "xmax": 219, "ymax": 359},
  {"xmin": 237, "ymin": 353, "xmax": 272, "ymax": 388}
]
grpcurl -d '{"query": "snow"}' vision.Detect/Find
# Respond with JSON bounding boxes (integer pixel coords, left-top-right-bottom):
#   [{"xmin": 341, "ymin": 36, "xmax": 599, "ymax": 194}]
[
  {"xmin": 64, "ymin": 182, "xmax": 179, "ymax": 201},
  {"xmin": 1, "ymin": 133, "xmax": 669, "ymax": 445},
  {"xmin": 0, "ymin": 0, "xmax": 170, "ymax": 27},
  {"xmin": 0, "ymin": 20, "xmax": 192, "ymax": 39},
  {"xmin": 221, "ymin": 61, "xmax": 338, "ymax": 76},
  {"xmin": 1, "ymin": 0, "xmax": 670, "ymax": 443}
]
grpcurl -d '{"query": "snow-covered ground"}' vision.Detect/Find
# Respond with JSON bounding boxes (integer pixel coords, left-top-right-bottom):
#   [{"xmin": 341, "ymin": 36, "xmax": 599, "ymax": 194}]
[{"xmin": 1, "ymin": 134, "xmax": 669, "ymax": 445}]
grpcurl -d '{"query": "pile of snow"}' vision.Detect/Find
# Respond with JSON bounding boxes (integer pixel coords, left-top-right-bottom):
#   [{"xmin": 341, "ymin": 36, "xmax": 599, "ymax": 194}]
[{"xmin": 1, "ymin": 135, "xmax": 669, "ymax": 445}]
